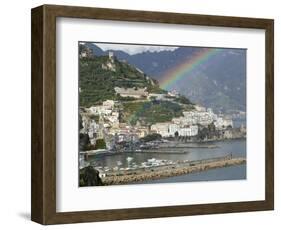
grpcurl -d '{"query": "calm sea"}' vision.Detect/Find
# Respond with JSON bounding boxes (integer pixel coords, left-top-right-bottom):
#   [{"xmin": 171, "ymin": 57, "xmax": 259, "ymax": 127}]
[{"xmin": 86, "ymin": 139, "xmax": 246, "ymax": 184}]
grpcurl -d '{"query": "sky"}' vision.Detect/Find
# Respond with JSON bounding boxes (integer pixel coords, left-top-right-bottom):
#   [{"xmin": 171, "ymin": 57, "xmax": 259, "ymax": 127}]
[{"xmin": 92, "ymin": 43, "xmax": 178, "ymax": 55}]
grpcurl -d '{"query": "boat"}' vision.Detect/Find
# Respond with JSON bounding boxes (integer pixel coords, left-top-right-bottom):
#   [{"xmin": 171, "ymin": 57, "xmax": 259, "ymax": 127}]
[
  {"xmin": 126, "ymin": 157, "xmax": 133, "ymax": 162},
  {"xmin": 147, "ymin": 158, "xmax": 156, "ymax": 163}
]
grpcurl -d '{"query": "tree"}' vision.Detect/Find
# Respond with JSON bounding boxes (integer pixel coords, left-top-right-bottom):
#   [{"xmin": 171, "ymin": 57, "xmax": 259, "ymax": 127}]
[
  {"xmin": 140, "ymin": 133, "xmax": 162, "ymax": 142},
  {"xmin": 94, "ymin": 139, "xmax": 106, "ymax": 149},
  {"xmin": 79, "ymin": 133, "xmax": 90, "ymax": 151},
  {"xmin": 208, "ymin": 122, "xmax": 216, "ymax": 132},
  {"xmin": 80, "ymin": 166, "xmax": 103, "ymax": 186},
  {"xmin": 227, "ymin": 124, "xmax": 233, "ymax": 129}
]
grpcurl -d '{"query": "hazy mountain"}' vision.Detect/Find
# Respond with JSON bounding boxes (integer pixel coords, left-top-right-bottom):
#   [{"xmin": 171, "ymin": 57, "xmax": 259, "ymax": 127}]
[{"xmin": 84, "ymin": 43, "xmax": 246, "ymax": 112}]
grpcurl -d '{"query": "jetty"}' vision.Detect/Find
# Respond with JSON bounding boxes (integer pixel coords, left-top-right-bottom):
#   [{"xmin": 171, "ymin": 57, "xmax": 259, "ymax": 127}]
[
  {"xmin": 101, "ymin": 155, "xmax": 246, "ymax": 185},
  {"xmin": 123, "ymin": 149, "xmax": 189, "ymax": 154},
  {"xmin": 157, "ymin": 143, "xmax": 218, "ymax": 149}
]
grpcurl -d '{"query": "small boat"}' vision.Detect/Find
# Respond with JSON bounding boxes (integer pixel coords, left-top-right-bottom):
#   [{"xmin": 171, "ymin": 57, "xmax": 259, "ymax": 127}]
[
  {"xmin": 147, "ymin": 158, "xmax": 156, "ymax": 163},
  {"xmin": 126, "ymin": 157, "xmax": 133, "ymax": 162}
]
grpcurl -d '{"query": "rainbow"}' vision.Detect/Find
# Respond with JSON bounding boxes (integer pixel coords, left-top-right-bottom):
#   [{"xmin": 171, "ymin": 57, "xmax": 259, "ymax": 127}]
[{"xmin": 159, "ymin": 48, "xmax": 221, "ymax": 90}]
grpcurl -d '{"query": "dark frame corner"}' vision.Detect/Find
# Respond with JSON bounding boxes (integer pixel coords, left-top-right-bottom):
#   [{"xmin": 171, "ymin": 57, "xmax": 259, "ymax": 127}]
[{"xmin": 31, "ymin": 4, "xmax": 274, "ymax": 225}]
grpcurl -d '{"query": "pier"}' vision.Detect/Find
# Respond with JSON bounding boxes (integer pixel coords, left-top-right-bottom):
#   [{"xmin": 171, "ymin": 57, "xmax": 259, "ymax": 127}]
[{"xmin": 101, "ymin": 155, "xmax": 246, "ymax": 185}]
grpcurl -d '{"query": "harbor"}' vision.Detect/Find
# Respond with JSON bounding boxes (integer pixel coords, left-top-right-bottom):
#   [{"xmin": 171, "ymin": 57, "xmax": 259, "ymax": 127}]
[
  {"xmin": 80, "ymin": 154, "xmax": 246, "ymax": 186},
  {"xmin": 79, "ymin": 139, "xmax": 246, "ymax": 186}
]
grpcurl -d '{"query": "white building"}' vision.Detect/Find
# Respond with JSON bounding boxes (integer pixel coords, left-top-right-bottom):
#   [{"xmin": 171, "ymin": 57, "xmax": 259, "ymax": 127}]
[
  {"xmin": 168, "ymin": 123, "xmax": 179, "ymax": 135},
  {"xmin": 178, "ymin": 126, "xmax": 198, "ymax": 137},
  {"xmin": 181, "ymin": 109, "xmax": 217, "ymax": 126},
  {"xmin": 168, "ymin": 90, "xmax": 179, "ymax": 97},
  {"xmin": 88, "ymin": 100, "xmax": 115, "ymax": 116},
  {"xmin": 104, "ymin": 111, "xmax": 119, "ymax": 127},
  {"xmin": 80, "ymin": 51, "xmax": 88, "ymax": 58},
  {"xmin": 150, "ymin": 122, "xmax": 170, "ymax": 137},
  {"xmin": 151, "ymin": 122, "xmax": 198, "ymax": 137},
  {"xmin": 101, "ymin": 62, "xmax": 116, "ymax": 72},
  {"xmin": 214, "ymin": 117, "xmax": 233, "ymax": 130},
  {"xmin": 108, "ymin": 51, "xmax": 114, "ymax": 61},
  {"xmin": 114, "ymin": 87, "xmax": 148, "ymax": 98},
  {"xmin": 89, "ymin": 106, "xmax": 112, "ymax": 115},
  {"xmin": 103, "ymin": 100, "xmax": 115, "ymax": 108},
  {"xmin": 80, "ymin": 47, "xmax": 93, "ymax": 58},
  {"xmin": 148, "ymin": 93, "xmax": 166, "ymax": 100}
]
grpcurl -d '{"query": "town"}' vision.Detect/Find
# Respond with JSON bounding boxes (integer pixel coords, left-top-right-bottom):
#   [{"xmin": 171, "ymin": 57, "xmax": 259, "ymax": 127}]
[
  {"xmin": 78, "ymin": 47, "xmax": 247, "ymax": 186},
  {"xmin": 79, "ymin": 92, "xmax": 246, "ymax": 156}
]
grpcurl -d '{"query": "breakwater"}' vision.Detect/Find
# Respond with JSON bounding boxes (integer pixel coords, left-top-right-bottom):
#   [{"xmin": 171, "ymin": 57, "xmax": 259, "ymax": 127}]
[{"xmin": 101, "ymin": 156, "xmax": 246, "ymax": 185}]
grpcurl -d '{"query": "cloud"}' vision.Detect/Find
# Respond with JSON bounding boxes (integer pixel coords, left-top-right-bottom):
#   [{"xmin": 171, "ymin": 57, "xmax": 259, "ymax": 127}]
[{"xmin": 93, "ymin": 43, "xmax": 178, "ymax": 55}]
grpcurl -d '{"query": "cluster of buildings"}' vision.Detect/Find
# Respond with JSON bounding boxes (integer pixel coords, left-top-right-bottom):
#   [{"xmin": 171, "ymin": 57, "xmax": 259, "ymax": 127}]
[
  {"xmin": 111, "ymin": 124, "xmax": 149, "ymax": 145},
  {"xmin": 87, "ymin": 100, "xmax": 120, "ymax": 128},
  {"xmin": 81, "ymin": 99, "xmax": 151, "ymax": 150},
  {"xmin": 81, "ymin": 97, "xmax": 234, "ymax": 150},
  {"xmin": 150, "ymin": 107, "xmax": 233, "ymax": 138},
  {"xmin": 151, "ymin": 123, "xmax": 198, "ymax": 138}
]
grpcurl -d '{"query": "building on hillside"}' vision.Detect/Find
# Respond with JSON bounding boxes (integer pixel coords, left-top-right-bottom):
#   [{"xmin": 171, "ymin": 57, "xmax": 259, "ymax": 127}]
[
  {"xmin": 136, "ymin": 127, "xmax": 149, "ymax": 138},
  {"xmin": 80, "ymin": 46, "xmax": 93, "ymax": 58},
  {"xmin": 168, "ymin": 123, "xmax": 179, "ymax": 136},
  {"xmin": 150, "ymin": 122, "xmax": 170, "ymax": 137},
  {"xmin": 221, "ymin": 129, "xmax": 233, "ymax": 139},
  {"xmin": 101, "ymin": 52, "xmax": 116, "ymax": 71},
  {"xmin": 214, "ymin": 117, "xmax": 233, "ymax": 130},
  {"xmin": 181, "ymin": 109, "xmax": 217, "ymax": 126},
  {"xmin": 101, "ymin": 62, "xmax": 116, "ymax": 72},
  {"xmin": 102, "ymin": 100, "xmax": 115, "ymax": 108},
  {"xmin": 168, "ymin": 90, "xmax": 179, "ymax": 97},
  {"xmin": 89, "ymin": 105, "xmax": 112, "ymax": 116},
  {"xmin": 108, "ymin": 51, "xmax": 114, "ymax": 61},
  {"xmin": 151, "ymin": 122, "xmax": 198, "ymax": 137},
  {"xmin": 148, "ymin": 93, "xmax": 166, "ymax": 100},
  {"xmin": 178, "ymin": 126, "xmax": 198, "ymax": 137},
  {"xmin": 114, "ymin": 87, "xmax": 148, "ymax": 98},
  {"xmin": 88, "ymin": 100, "xmax": 116, "ymax": 116},
  {"xmin": 194, "ymin": 105, "xmax": 206, "ymax": 112}
]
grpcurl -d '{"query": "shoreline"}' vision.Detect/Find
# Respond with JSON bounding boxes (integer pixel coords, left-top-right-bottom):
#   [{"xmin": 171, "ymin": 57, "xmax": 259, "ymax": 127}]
[
  {"xmin": 81, "ymin": 137, "xmax": 246, "ymax": 157},
  {"xmin": 101, "ymin": 157, "xmax": 246, "ymax": 185},
  {"xmin": 170, "ymin": 136, "xmax": 246, "ymax": 143}
]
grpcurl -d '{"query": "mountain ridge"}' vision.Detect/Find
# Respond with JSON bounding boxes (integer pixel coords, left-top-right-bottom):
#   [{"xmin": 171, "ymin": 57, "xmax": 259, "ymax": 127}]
[{"xmin": 82, "ymin": 43, "xmax": 246, "ymax": 112}]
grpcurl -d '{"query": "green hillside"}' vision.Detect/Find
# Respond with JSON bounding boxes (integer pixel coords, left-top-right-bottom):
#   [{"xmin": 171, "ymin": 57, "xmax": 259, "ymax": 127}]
[
  {"xmin": 79, "ymin": 53, "xmax": 165, "ymax": 107},
  {"xmin": 122, "ymin": 101, "xmax": 184, "ymax": 125},
  {"xmin": 79, "ymin": 45, "xmax": 194, "ymax": 125}
]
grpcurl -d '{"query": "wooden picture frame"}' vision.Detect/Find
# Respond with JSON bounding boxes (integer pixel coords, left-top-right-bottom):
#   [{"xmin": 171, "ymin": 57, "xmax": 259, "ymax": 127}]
[{"xmin": 31, "ymin": 4, "xmax": 274, "ymax": 225}]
